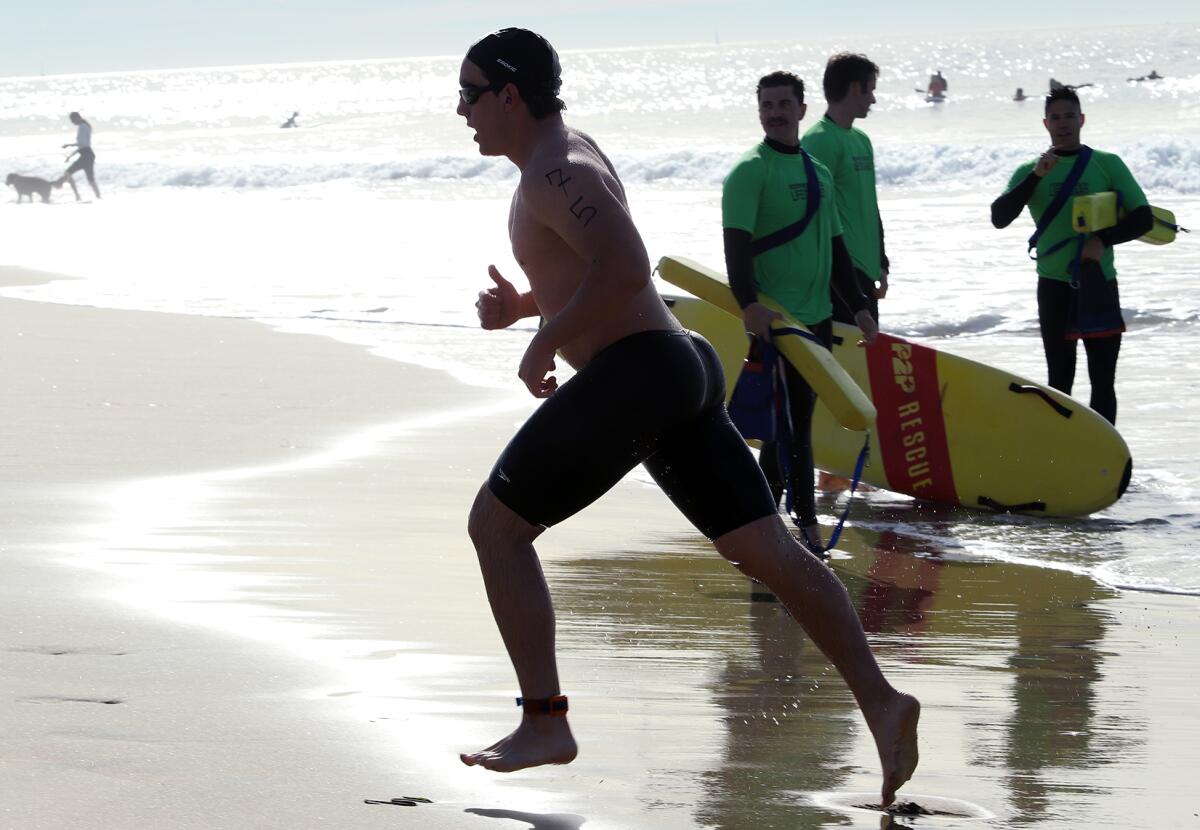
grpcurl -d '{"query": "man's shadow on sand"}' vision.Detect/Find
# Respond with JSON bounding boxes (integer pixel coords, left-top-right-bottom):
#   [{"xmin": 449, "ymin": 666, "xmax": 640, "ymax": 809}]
[{"xmin": 465, "ymin": 807, "xmax": 585, "ymax": 829}]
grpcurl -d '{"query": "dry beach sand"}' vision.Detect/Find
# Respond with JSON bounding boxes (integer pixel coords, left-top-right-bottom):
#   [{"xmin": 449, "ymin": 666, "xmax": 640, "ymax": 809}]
[{"xmin": 1, "ymin": 267, "xmax": 1198, "ymax": 829}]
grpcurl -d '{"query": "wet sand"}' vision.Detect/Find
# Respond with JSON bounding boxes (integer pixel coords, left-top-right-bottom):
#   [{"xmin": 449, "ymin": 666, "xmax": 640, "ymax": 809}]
[{"xmin": 1, "ymin": 267, "xmax": 1197, "ymax": 829}]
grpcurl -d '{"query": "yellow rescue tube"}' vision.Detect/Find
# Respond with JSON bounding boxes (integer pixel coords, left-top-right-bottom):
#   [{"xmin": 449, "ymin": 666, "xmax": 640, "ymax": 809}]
[
  {"xmin": 1071, "ymin": 192, "xmax": 1184, "ymax": 245},
  {"xmin": 656, "ymin": 255, "xmax": 876, "ymax": 432}
]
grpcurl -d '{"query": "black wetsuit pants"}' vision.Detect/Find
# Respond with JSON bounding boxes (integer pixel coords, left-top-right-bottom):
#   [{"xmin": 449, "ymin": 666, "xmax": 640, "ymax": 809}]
[
  {"xmin": 1038, "ymin": 277, "xmax": 1121, "ymax": 424},
  {"xmin": 758, "ymin": 318, "xmax": 834, "ymax": 526}
]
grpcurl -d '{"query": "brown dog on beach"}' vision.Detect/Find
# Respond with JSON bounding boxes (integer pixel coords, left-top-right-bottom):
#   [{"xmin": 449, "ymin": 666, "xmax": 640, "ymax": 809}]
[{"xmin": 6, "ymin": 173, "xmax": 64, "ymax": 203}]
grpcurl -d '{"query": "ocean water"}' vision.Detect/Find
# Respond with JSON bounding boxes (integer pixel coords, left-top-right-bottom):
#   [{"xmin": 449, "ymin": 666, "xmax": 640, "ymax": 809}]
[{"xmin": 2, "ymin": 23, "xmax": 1198, "ymax": 595}]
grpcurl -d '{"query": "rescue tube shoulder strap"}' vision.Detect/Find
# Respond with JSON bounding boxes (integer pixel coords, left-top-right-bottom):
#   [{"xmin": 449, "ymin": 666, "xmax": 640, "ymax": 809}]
[
  {"xmin": 1029, "ymin": 146, "xmax": 1094, "ymax": 260},
  {"xmin": 752, "ymin": 149, "xmax": 821, "ymax": 257}
]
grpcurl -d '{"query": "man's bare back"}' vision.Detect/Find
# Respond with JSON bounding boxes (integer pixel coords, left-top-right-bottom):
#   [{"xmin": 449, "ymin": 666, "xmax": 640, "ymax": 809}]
[{"xmin": 508, "ymin": 126, "xmax": 679, "ymax": 369}]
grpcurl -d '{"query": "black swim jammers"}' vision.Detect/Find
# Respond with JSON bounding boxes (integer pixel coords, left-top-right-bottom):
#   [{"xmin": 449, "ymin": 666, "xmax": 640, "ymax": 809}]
[{"xmin": 488, "ymin": 329, "xmax": 777, "ymax": 539}]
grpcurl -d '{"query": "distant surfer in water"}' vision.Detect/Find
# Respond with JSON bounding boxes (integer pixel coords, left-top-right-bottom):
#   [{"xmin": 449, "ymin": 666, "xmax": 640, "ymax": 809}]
[
  {"xmin": 280, "ymin": 111, "xmax": 299, "ymax": 128},
  {"xmin": 801, "ymin": 53, "xmax": 889, "ymax": 493},
  {"xmin": 990, "ymin": 87, "xmax": 1153, "ymax": 424},
  {"xmin": 1014, "ymin": 87, "xmax": 1027, "ymax": 102},
  {"xmin": 1127, "ymin": 70, "xmax": 1163, "ymax": 82},
  {"xmin": 1049, "ymin": 77, "xmax": 1092, "ymax": 92},
  {"xmin": 927, "ymin": 71, "xmax": 947, "ymax": 98},
  {"xmin": 456, "ymin": 27, "xmax": 919, "ymax": 807}
]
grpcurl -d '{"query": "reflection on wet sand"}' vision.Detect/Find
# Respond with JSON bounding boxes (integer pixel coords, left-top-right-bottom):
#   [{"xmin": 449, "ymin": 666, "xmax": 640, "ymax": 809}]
[
  {"xmin": 465, "ymin": 807, "xmax": 586, "ymax": 829},
  {"xmin": 792, "ymin": 522, "xmax": 1143, "ymax": 825},
  {"xmin": 547, "ymin": 514, "xmax": 1148, "ymax": 827},
  {"xmin": 549, "ymin": 533, "xmax": 868, "ymax": 828},
  {"xmin": 856, "ymin": 530, "xmax": 944, "ymax": 635},
  {"xmin": 697, "ymin": 595, "xmax": 857, "ymax": 829},
  {"xmin": 1000, "ymin": 564, "xmax": 1136, "ymax": 819}
]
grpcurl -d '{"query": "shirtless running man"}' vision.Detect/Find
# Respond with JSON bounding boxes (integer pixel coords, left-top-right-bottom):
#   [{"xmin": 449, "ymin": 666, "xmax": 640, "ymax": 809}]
[{"xmin": 456, "ymin": 27, "xmax": 920, "ymax": 807}]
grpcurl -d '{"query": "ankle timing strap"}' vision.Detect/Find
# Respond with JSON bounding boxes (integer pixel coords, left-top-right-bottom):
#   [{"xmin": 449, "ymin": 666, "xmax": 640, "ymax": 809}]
[{"xmin": 516, "ymin": 695, "xmax": 569, "ymax": 716}]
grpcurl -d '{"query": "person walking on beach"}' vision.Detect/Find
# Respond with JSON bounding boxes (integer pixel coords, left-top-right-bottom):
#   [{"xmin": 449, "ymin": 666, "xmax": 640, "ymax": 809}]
[
  {"xmin": 56, "ymin": 111, "xmax": 100, "ymax": 200},
  {"xmin": 457, "ymin": 27, "xmax": 919, "ymax": 807},
  {"xmin": 990, "ymin": 87, "xmax": 1152, "ymax": 424},
  {"xmin": 722, "ymin": 70, "xmax": 878, "ymax": 548}
]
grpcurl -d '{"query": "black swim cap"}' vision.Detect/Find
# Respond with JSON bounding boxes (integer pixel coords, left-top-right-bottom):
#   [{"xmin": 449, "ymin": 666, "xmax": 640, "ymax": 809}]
[{"xmin": 466, "ymin": 27, "xmax": 561, "ymax": 99}]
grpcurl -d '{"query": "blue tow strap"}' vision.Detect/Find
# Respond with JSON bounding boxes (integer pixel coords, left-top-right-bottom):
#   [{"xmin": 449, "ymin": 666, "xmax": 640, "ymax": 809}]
[
  {"xmin": 1028, "ymin": 146, "xmax": 1094, "ymax": 261},
  {"xmin": 823, "ymin": 434, "xmax": 870, "ymax": 554},
  {"xmin": 770, "ymin": 327, "xmax": 869, "ymax": 554},
  {"xmin": 729, "ymin": 325, "xmax": 868, "ymax": 555}
]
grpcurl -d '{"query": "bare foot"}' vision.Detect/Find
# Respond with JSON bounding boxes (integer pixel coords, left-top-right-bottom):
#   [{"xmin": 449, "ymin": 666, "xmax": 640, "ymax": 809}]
[
  {"xmin": 460, "ymin": 716, "xmax": 578, "ymax": 772},
  {"xmin": 863, "ymin": 691, "xmax": 920, "ymax": 807},
  {"xmin": 817, "ymin": 471, "xmax": 853, "ymax": 492},
  {"xmin": 817, "ymin": 472, "xmax": 876, "ymax": 493}
]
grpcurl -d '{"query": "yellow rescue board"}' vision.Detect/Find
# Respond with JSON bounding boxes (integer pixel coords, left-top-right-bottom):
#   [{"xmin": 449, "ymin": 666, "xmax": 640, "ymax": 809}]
[
  {"xmin": 1071, "ymin": 192, "xmax": 1183, "ymax": 245},
  {"xmin": 666, "ymin": 293, "xmax": 1132, "ymax": 517},
  {"xmin": 656, "ymin": 255, "xmax": 875, "ymax": 432}
]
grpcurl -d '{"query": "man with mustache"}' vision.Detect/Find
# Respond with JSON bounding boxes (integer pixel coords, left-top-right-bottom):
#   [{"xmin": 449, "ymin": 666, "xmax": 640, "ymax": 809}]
[{"xmin": 722, "ymin": 71, "xmax": 878, "ymax": 552}]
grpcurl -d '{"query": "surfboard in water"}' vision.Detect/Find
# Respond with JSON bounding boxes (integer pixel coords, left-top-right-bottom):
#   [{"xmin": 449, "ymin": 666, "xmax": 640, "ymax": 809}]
[{"xmin": 663, "ymin": 285, "xmax": 1131, "ymax": 517}]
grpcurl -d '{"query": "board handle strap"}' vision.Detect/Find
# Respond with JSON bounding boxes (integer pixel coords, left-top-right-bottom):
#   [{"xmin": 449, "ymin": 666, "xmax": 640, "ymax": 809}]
[
  {"xmin": 1008, "ymin": 382, "xmax": 1073, "ymax": 419},
  {"xmin": 978, "ymin": 496, "xmax": 1047, "ymax": 513}
]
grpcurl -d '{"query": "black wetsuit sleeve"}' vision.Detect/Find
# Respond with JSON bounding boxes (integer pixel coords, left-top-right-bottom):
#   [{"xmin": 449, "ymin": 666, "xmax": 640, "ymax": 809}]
[
  {"xmin": 831, "ymin": 234, "xmax": 869, "ymax": 316},
  {"xmin": 991, "ymin": 171, "xmax": 1040, "ymax": 228},
  {"xmin": 723, "ymin": 227, "xmax": 759, "ymax": 309},
  {"xmin": 1094, "ymin": 204, "xmax": 1154, "ymax": 247},
  {"xmin": 879, "ymin": 216, "xmax": 890, "ymax": 273}
]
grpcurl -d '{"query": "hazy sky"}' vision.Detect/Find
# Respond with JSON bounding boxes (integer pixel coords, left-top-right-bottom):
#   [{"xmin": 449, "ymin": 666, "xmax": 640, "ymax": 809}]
[{"xmin": 1, "ymin": 1, "xmax": 1180, "ymax": 77}]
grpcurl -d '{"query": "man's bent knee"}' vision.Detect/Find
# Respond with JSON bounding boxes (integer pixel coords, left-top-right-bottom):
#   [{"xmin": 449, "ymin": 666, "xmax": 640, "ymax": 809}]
[
  {"xmin": 467, "ymin": 483, "xmax": 541, "ymax": 551},
  {"xmin": 713, "ymin": 513, "xmax": 804, "ymax": 578}
]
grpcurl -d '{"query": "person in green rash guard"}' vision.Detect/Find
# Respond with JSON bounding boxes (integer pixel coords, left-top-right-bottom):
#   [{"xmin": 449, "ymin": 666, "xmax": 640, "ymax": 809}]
[
  {"xmin": 722, "ymin": 70, "xmax": 878, "ymax": 553},
  {"xmin": 802, "ymin": 53, "xmax": 889, "ymax": 323},
  {"xmin": 991, "ymin": 87, "xmax": 1152, "ymax": 424},
  {"xmin": 802, "ymin": 53, "xmax": 890, "ymax": 492}
]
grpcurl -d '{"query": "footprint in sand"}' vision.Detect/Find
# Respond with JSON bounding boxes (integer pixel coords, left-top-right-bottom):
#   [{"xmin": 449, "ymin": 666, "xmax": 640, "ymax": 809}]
[
  {"xmin": 8, "ymin": 646, "xmax": 129, "ymax": 656},
  {"xmin": 811, "ymin": 791, "xmax": 993, "ymax": 820},
  {"xmin": 19, "ymin": 696, "xmax": 124, "ymax": 705}
]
